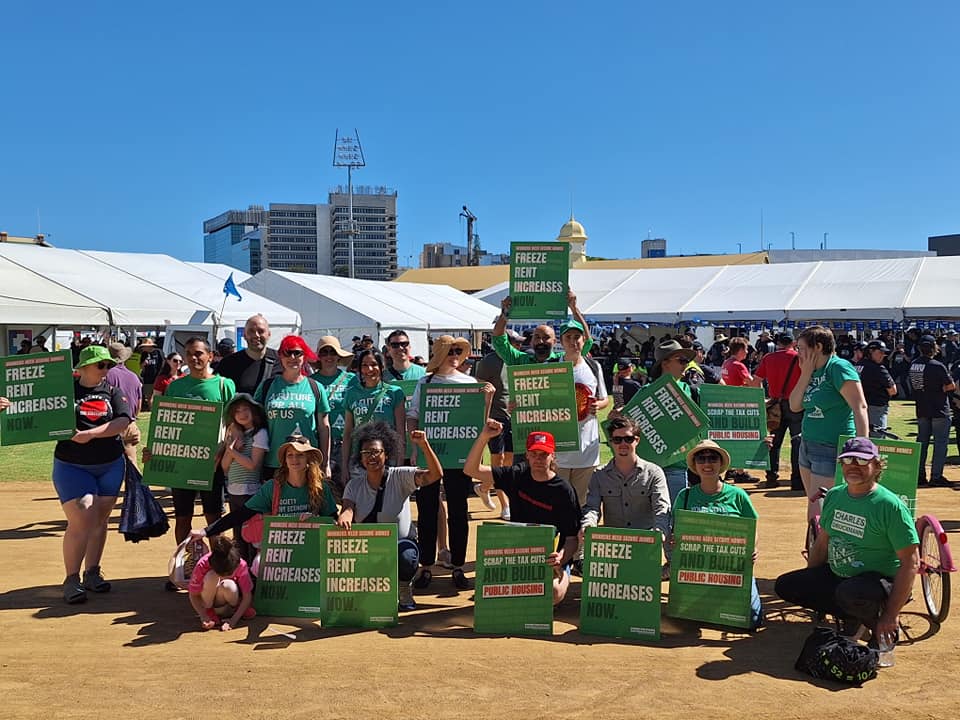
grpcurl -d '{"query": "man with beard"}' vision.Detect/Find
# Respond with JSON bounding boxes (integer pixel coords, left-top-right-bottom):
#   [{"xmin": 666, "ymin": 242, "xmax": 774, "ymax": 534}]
[
  {"xmin": 215, "ymin": 314, "xmax": 280, "ymax": 396},
  {"xmin": 492, "ymin": 289, "xmax": 592, "ymax": 365}
]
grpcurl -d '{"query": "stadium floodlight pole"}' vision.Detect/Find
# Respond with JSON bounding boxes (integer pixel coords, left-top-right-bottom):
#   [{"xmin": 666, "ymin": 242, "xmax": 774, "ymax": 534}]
[{"xmin": 333, "ymin": 129, "xmax": 366, "ymax": 278}]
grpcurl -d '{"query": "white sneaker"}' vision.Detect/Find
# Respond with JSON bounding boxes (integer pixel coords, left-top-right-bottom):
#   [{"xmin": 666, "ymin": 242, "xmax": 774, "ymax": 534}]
[
  {"xmin": 473, "ymin": 482, "xmax": 497, "ymax": 510},
  {"xmin": 500, "ymin": 507, "xmax": 511, "ymax": 521},
  {"xmin": 438, "ymin": 548, "xmax": 454, "ymax": 569}
]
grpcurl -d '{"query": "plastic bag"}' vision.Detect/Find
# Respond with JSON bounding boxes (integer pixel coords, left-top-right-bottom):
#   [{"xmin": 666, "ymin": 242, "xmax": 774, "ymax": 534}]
[
  {"xmin": 118, "ymin": 460, "xmax": 170, "ymax": 542},
  {"xmin": 168, "ymin": 536, "xmax": 210, "ymax": 590},
  {"xmin": 795, "ymin": 626, "xmax": 878, "ymax": 685}
]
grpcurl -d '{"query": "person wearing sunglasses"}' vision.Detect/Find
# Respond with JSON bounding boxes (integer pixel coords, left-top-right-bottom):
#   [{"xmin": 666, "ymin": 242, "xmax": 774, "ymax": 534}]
[
  {"xmin": 776, "ymin": 437, "xmax": 919, "ymax": 650},
  {"xmin": 674, "ymin": 439, "xmax": 763, "ymax": 630},
  {"xmin": 384, "ymin": 330, "xmax": 426, "ymax": 382},
  {"xmin": 337, "ymin": 422, "xmax": 443, "ymax": 611},
  {"xmin": 310, "ymin": 336, "xmax": 358, "ymax": 500},
  {"xmin": 53, "ymin": 345, "xmax": 132, "ymax": 604},
  {"xmin": 406, "ymin": 335, "xmax": 494, "ymax": 591},
  {"xmin": 152, "ymin": 352, "xmax": 184, "ymax": 397},
  {"xmin": 580, "ymin": 416, "xmax": 671, "ymax": 552}
]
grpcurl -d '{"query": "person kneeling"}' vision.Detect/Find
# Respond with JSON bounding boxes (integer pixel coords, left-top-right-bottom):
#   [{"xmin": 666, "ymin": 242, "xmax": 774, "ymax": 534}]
[
  {"xmin": 775, "ymin": 437, "xmax": 919, "ymax": 650},
  {"xmin": 465, "ymin": 420, "xmax": 580, "ymax": 606},
  {"xmin": 337, "ymin": 422, "xmax": 442, "ymax": 612},
  {"xmin": 188, "ymin": 535, "xmax": 255, "ymax": 631}
]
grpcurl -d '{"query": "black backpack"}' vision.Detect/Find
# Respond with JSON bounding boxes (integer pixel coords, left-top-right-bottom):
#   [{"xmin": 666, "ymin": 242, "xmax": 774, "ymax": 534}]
[{"xmin": 795, "ymin": 627, "xmax": 878, "ymax": 685}]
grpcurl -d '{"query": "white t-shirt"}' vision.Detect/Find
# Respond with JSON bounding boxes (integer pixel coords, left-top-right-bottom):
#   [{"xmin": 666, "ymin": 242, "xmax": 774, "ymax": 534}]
[
  {"xmin": 556, "ymin": 358, "xmax": 607, "ymax": 469},
  {"xmin": 343, "ymin": 466, "xmax": 418, "ymax": 540},
  {"xmin": 406, "ymin": 371, "xmax": 477, "ymax": 420}
]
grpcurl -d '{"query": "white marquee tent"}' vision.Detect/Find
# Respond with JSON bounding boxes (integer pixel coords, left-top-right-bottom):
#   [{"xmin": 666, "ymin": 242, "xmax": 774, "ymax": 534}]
[
  {"xmin": 241, "ymin": 270, "xmax": 501, "ymax": 357},
  {"xmin": 476, "ymin": 256, "xmax": 960, "ymax": 325}
]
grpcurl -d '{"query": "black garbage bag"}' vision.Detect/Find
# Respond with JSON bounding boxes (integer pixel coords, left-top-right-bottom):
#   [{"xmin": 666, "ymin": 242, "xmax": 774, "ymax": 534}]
[
  {"xmin": 795, "ymin": 626, "xmax": 878, "ymax": 685},
  {"xmin": 118, "ymin": 459, "xmax": 170, "ymax": 542}
]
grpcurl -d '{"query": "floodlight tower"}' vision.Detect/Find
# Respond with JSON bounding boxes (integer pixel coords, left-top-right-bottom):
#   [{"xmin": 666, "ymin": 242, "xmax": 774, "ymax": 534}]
[
  {"xmin": 333, "ymin": 129, "xmax": 366, "ymax": 278},
  {"xmin": 460, "ymin": 205, "xmax": 477, "ymax": 265}
]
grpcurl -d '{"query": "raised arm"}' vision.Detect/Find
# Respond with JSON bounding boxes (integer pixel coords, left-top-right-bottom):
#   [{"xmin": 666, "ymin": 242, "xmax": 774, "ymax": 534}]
[{"xmin": 464, "ymin": 418, "xmax": 502, "ymax": 488}]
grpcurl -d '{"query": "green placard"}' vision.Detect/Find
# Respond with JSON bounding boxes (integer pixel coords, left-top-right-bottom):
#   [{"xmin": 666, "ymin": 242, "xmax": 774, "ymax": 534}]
[
  {"xmin": 0, "ymin": 351, "xmax": 75, "ymax": 445},
  {"xmin": 508, "ymin": 242, "xmax": 570, "ymax": 320},
  {"xmin": 580, "ymin": 528, "xmax": 662, "ymax": 641},
  {"xmin": 620, "ymin": 375, "xmax": 710, "ymax": 466},
  {"xmin": 255, "ymin": 517, "xmax": 327, "ymax": 618},
  {"xmin": 834, "ymin": 435, "xmax": 921, "ymax": 517},
  {"xmin": 698, "ymin": 385, "xmax": 770, "ymax": 470},
  {"xmin": 667, "ymin": 510, "xmax": 755, "ymax": 629},
  {"xmin": 319, "ymin": 524, "xmax": 398, "ymax": 627},
  {"xmin": 418, "ymin": 383, "xmax": 486, "ymax": 468},
  {"xmin": 144, "ymin": 396, "xmax": 222, "ymax": 490},
  {"xmin": 507, "ymin": 362, "xmax": 580, "ymax": 453},
  {"xmin": 474, "ymin": 523, "xmax": 555, "ymax": 636}
]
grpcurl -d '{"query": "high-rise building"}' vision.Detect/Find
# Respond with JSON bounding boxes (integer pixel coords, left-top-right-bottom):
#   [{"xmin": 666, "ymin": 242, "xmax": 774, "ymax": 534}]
[{"xmin": 202, "ymin": 187, "xmax": 398, "ymax": 280}]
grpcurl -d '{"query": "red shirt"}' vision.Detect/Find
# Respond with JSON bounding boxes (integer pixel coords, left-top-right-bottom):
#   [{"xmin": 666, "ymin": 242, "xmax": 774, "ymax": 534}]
[
  {"xmin": 721, "ymin": 358, "xmax": 751, "ymax": 386},
  {"xmin": 754, "ymin": 348, "xmax": 801, "ymax": 399}
]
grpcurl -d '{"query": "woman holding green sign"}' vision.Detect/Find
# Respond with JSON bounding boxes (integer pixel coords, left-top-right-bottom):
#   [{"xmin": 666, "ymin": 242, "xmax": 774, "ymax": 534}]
[{"xmin": 53, "ymin": 345, "xmax": 132, "ymax": 604}]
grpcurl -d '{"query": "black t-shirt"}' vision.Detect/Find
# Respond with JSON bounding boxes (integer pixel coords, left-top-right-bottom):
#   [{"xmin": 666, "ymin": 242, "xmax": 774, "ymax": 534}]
[
  {"xmin": 621, "ymin": 377, "xmax": 643, "ymax": 405},
  {"xmin": 55, "ymin": 380, "xmax": 132, "ymax": 465},
  {"xmin": 909, "ymin": 357, "xmax": 952, "ymax": 418},
  {"xmin": 215, "ymin": 348, "xmax": 280, "ymax": 396},
  {"xmin": 139, "ymin": 349, "xmax": 165, "ymax": 383},
  {"xmin": 860, "ymin": 359, "xmax": 895, "ymax": 407},
  {"xmin": 491, "ymin": 463, "xmax": 580, "ymax": 550}
]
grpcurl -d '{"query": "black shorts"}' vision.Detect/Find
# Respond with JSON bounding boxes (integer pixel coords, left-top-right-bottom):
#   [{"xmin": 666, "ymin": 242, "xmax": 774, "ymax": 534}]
[
  {"xmin": 487, "ymin": 417, "xmax": 514, "ymax": 454},
  {"xmin": 171, "ymin": 469, "xmax": 225, "ymax": 518}
]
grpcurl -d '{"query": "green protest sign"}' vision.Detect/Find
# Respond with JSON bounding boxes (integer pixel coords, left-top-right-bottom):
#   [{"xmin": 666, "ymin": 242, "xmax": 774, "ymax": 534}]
[
  {"xmin": 255, "ymin": 517, "xmax": 328, "ymax": 618},
  {"xmin": 667, "ymin": 510, "xmax": 756, "ymax": 629},
  {"xmin": 834, "ymin": 435, "xmax": 921, "ymax": 516},
  {"xmin": 474, "ymin": 523, "xmax": 555, "ymax": 636},
  {"xmin": 698, "ymin": 385, "xmax": 770, "ymax": 470},
  {"xmin": 418, "ymin": 383, "xmax": 485, "ymax": 468},
  {"xmin": 620, "ymin": 375, "xmax": 709, "ymax": 467},
  {"xmin": 319, "ymin": 524, "xmax": 398, "ymax": 628},
  {"xmin": 508, "ymin": 242, "xmax": 569, "ymax": 320},
  {"xmin": 0, "ymin": 351, "xmax": 75, "ymax": 446},
  {"xmin": 144, "ymin": 396, "xmax": 222, "ymax": 490},
  {"xmin": 507, "ymin": 362, "xmax": 580, "ymax": 453},
  {"xmin": 580, "ymin": 528, "xmax": 662, "ymax": 641}
]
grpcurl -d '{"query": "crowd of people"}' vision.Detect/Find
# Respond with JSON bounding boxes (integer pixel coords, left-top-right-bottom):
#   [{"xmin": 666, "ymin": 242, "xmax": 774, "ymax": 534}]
[{"xmin": 0, "ymin": 309, "xmax": 936, "ymax": 650}]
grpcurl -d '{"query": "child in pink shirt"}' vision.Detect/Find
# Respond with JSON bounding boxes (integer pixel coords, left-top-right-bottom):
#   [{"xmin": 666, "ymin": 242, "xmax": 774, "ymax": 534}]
[{"xmin": 188, "ymin": 535, "xmax": 255, "ymax": 631}]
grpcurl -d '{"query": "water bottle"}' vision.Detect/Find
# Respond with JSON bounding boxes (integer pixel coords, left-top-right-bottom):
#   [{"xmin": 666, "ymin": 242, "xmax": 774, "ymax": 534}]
[{"xmin": 876, "ymin": 633, "xmax": 896, "ymax": 668}]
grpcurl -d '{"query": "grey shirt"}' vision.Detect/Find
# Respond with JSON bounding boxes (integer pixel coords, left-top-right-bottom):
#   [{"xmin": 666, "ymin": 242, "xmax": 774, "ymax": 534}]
[
  {"xmin": 472, "ymin": 351, "xmax": 509, "ymax": 421},
  {"xmin": 343, "ymin": 466, "xmax": 417, "ymax": 540},
  {"xmin": 581, "ymin": 456, "xmax": 671, "ymax": 539}
]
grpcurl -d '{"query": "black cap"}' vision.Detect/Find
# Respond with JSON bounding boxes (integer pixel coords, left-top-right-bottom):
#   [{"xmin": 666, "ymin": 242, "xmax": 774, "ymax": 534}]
[
  {"xmin": 617, "ymin": 357, "xmax": 635, "ymax": 368},
  {"xmin": 866, "ymin": 340, "xmax": 889, "ymax": 353},
  {"xmin": 217, "ymin": 337, "xmax": 236, "ymax": 350},
  {"xmin": 776, "ymin": 332, "xmax": 794, "ymax": 344},
  {"xmin": 692, "ymin": 341, "xmax": 705, "ymax": 351},
  {"xmin": 920, "ymin": 334, "xmax": 937, "ymax": 346}
]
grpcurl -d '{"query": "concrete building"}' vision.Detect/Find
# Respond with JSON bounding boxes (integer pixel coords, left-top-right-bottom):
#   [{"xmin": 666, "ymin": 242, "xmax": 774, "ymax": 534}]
[
  {"xmin": 420, "ymin": 242, "xmax": 509, "ymax": 268},
  {"xmin": 203, "ymin": 187, "xmax": 398, "ymax": 280},
  {"xmin": 929, "ymin": 234, "xmax": 960, "ymax": 256}
]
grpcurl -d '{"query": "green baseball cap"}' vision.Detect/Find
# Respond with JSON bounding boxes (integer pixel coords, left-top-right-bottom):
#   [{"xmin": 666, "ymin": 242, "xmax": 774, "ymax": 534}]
[
  {"xmin": 558, "ymin": 319, "xmax": 586, "ymax": 337},
  {"xmin": 74, "ymin": 344, "xmax": 116, "ymax": 370}
]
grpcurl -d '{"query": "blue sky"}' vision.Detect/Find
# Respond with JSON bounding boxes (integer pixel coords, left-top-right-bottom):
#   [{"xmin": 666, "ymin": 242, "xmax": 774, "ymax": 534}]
[{"xmin": 2, "ymin": 1, "xmax": 957, "ymax": 264}]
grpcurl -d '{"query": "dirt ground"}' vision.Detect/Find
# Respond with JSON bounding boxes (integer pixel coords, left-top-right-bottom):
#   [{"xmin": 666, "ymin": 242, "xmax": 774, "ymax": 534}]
[{"xmin": 1, "ymin": 471, "xmax": 959, "ymax": 720}]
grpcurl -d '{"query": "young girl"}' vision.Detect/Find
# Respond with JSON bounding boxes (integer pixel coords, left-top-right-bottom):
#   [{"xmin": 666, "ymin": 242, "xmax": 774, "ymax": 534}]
[
  {"xmin": 187, "ymin": 535, "xmax": 255, "ymax": 631},
  {"xmin": 220, "ymin": 394, "xmax": 269, "ymax": 561}
]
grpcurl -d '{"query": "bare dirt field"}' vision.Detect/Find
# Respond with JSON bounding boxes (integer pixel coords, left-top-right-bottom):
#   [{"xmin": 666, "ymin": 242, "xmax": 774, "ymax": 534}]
[{"xmin": 1, "ymin": 475, "xmax": 958, "ymax": 720}]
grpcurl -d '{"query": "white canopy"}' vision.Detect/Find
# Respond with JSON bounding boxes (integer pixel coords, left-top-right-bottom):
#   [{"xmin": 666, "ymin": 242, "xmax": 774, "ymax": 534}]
[
  {"xmin": 0, "ymin": 252, "xmax": 111, "ymax": 325},
  {"xmin": 477, "ymin": 256, "xmax": 960, "ymax": 324},
  {"xmin": 241, "ymin": 270, "xmax": 501, "ymax": 357}
]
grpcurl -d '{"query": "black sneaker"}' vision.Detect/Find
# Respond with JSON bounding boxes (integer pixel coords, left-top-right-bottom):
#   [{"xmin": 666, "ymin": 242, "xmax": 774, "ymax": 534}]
[
  {"xmin": 451, "ymin": 567, "xmax": 472, "ymax": 590},
  {"xmin": 762, "ymin": 478, "xmax": 780, "ymax": 489},
  {"xmin": 570, "ymin": 559, "xmax": 584, "ymax": 577},
  {"xmin": 82, "ymin": 566, "xmax": 111, "ymax": 593},
  {"xmin": 412, "ymin": 568, "xmax": 432, "ymax": 590},
  {"xmin": 63, "ymin": 574, "xmax": 87, "ymax": 604},
  {"xmin": 931, "ymin": 477, "xmax": 953, "ymax": 487}
]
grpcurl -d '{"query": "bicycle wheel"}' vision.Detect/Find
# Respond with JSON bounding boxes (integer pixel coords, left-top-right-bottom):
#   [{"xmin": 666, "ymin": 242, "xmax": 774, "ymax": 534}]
[{"xmin": 920, "ymin": 524, "xmax": 951, "ymax": 624}]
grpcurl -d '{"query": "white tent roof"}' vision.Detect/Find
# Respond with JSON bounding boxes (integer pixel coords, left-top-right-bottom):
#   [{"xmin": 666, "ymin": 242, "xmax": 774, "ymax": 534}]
[
  {"xmin": 0, "ymin": 252, "xmax": 111, "ymax": 325},
  {"xmin": 476, "ymin": 256, "xmax": 960, "ymax": 323}
]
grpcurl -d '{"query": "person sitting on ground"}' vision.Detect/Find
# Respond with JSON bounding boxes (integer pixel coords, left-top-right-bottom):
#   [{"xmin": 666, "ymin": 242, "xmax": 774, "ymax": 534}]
[
  {"xmin": 465, "ymin": 421, "xmax": 580, "ymax": 606},
  {"xmin": 336, "ymin": 422, "xmax": 443, "ymax": 612},
  {"xmin": 188, "ymin": 535, "xmax": 255, "ymax": 631},
  {"xmin": 775, "ymin": 437, "xmax": 919, "ymax": 650}
]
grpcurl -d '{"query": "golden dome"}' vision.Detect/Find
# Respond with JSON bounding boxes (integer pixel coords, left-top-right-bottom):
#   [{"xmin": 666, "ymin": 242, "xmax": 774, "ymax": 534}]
[{"xmin": 557, "ymin": 216, "xmax": 587, "ymax": 242}]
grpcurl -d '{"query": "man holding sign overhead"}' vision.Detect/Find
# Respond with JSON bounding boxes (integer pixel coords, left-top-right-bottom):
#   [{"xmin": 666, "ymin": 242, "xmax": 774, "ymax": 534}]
[{"xmin": 492, "ymin": 290, "xmax": 592, "ymax": 366}]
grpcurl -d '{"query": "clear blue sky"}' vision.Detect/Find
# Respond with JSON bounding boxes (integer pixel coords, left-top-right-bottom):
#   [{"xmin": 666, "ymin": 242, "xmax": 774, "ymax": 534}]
[{"xmin": 2, "ymin": 1, "xmax": 958, "ymax": 264}]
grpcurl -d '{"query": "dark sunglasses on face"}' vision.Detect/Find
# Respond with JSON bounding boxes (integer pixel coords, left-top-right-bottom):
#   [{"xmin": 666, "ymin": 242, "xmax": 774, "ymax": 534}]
[
  {"xmin": 448, "ymin": 347, "xmax": 464, "ymax": 357},
  {"xmin": 390, "ymin": 341, "xmax": 410, "ymax": 349},
  {"xmin": 282, "ymin": 349, "xmax": 304, "ymax": 358},
  {"xmin": 610, "ymin": 435, "xmax": 637, "ymax": 444},
  {"xmin": 317, "ymin": 348, "xmax": 338, "ymax": 356},
  {"xmin": 840, "ymin": 456, "xmax": 872, "ymax": 466},
  {"xmin": 694, "ymin": 452, "xmax": 722, "ymax": 463},
  {"xmin": 171, "ymin": 358, "xmax": 183, "ymax": 363},
  {"xmin": 96, "ymin": 362, "xmax": 111, "ymax": 370}
]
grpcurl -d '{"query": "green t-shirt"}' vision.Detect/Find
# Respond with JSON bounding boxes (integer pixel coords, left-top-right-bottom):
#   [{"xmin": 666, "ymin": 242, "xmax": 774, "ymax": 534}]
[
  {"xmin": 245, "ymin": 478, "xmax": 337, "ymax": 518},
  {"xmin": 166, "ymin": 374, "xmax": 236, "ymax": 402},
  {"xmin": 674, "ymin": 482, "xmax": 758, "ymax": 519},
  {"xmin": 344, "ymin": 382, "xmax": 406, "ymax": 430},
  {"xmin": 254, "ymin": 376, "xmax": 331, "ymax": 468},
  {"xmin": 801, "ymin": 355, "xmax": 860, "ymax": 445},
  {"xmin": 311, "ymin": 369, "xmax": 357, "ymax": 441},
  {"xmin": 822, "ymin": 483, "xmax": 919, "ymax": 579},
  {"xmin": 386, "ymin": 363, "xmax": 426, "ymax": 382},
  {"xmin": 492, "ymin": 332, "xmax": 594, "ymax": 366}
]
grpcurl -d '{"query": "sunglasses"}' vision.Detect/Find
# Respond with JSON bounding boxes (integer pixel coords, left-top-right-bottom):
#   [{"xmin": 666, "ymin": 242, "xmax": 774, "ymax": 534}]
[
  {"xmin": 840, "ymin": 456, "xmax": 872, "ymax": 466},
  {"xmin": 390, "ymin": 341, "xmax": 410, "ymax": 349},
  {"xmin": 171, "ymin": 358, "xmax": 183, "ymax": 363},
  {"xmin": 282, "ymin": 349, "xmax": 304, "ymax": 358},
  {"xmin": 360, "ymin": 448, "xmax": 385, "ymax": 457},
  {"xmin": 610, "ymin": 435, "xmax": 637, "ymax": 444},
  {"xmin": 694, "ymin": 452, "xmax": 722, "ymax": 463},
  {"xmin": 96, "ymin": 362, "xmax": 112, "ymax": 370},
  {"xmin": 317, "ymin": 348, "xmax": 338, "ymax": 356},
  {"xmin": 447, "ymin": 347, "xmax": 464, "ymax": 357}
]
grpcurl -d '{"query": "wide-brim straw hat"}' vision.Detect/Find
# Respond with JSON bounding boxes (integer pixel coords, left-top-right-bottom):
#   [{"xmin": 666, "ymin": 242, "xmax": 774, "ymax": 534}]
[
  {"xmin": 426, "ymin": 335, "xmax": 471, "ymax": 373},
  {"xmin": 316, "ymin": 335, "xmax": 353, "ymax": 360},
  {"xmin": 277, "ymin": 434, "xmax": 324, "ymax": 467},
  {"xmin": 654, "ymin": 339, "xmax": 696, "ymax": 365},
  {"xmin": 686, "ymin": 439, "xmax": 732, "ymax": 476},
  {"xmin": 135, "ymin": 337, "xmax": 156, "ymax": 351},
  {"xmin": 108, "ymin": 342, "xmax": 133, "ymax": 363}
]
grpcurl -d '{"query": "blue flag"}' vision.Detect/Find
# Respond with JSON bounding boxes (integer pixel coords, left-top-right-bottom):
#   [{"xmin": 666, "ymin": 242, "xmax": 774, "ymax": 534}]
[{"xmin": 223, "ymin": 273, "xmax": 242, "ymax": 301}]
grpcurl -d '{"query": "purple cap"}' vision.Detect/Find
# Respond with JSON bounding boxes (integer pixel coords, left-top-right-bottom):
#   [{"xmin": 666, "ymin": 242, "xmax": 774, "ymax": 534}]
[{"xmin": 838, "ymin": 437, "xmax": 879, "ymax": 460}]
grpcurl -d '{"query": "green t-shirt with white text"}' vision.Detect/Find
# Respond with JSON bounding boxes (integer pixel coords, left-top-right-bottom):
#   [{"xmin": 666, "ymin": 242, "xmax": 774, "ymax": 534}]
[
  {"xmin": 311, "ymin": 369, "xmax": 357, "ymax": 441},
  {"xmin": 254, "ymin": 376, "xmax": 331, "ymax": 468},
  {"xmin": 245, "ymin": 478, "xmax": 337, "ymax": 518},
  {"xmin": 801, "ymin": 355, "xmax": 860, "ymax": 445}
]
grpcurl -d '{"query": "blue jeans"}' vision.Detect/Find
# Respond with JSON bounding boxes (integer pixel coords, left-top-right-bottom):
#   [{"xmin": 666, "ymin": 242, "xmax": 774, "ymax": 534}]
[
  {"xmin": 398, "ymin": 538, "xmax": 420, "ymax": 582},
  {"xmin": 867, "ymin": 405, "xmax": 889, "ymax": 436},
  {"xmin": 917, "ymin": 415, "xmax": 951, "ymax": 481},
  {"xmin": 664, "ymin": 467, "xmax": 688, "ymax": 509}
]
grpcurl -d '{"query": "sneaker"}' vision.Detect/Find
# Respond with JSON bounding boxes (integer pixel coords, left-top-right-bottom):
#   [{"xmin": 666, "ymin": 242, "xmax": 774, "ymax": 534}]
[
  {"xmin": 82, "ymin": 566, "xmax": 111, "ymax": 593},
  {"xmin": 398, "ymin": 583, "xmax": 417, "ymax": 611},
  {"xmin": 931, "ymin": 477, "xmax": 953, "ymax": 487},
  {"xmin": 500, "ymin": 507, "xmax": 511, "ymax": 521},
  {"xmin": 63, "ymin": 574, "xmax": 87, "ymax": 604},
  {"xmin": 438, "ymin": 548, "xmax": 454, "ymax": 569},
  {"xmin": 762, "ymin": 478, "xmax": 780, "ymax": 489},
  {"xmin": 570, "ymin": 559, "xmax": 584, "ymax": 577},
  {"xmin": 661, "ymin": 562, "xmax": 671, "ymax": 581},
  {"xmin": 451, "ymin": 567, "xmax": 472, "ymax": 590},
  {"xmin": 242, "ymin": 607, "xmax": 257, "ymax": 619},
  {"xmin": 413, "ymin": 568, "xmax": 432, "ymax": 590},
  {"xmin": 474, "ymin": 482, "xmax": 497, "ymax": 510}
]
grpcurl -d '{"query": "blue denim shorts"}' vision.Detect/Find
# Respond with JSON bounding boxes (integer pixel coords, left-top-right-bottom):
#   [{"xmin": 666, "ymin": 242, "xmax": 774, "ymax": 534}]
[
  {"xmin": 798, "ymin": 438, "xmax": 838, "ymax": 478},
  {"xmin": 53, "ymin": 456, "xmax": 125, "ymax": 503}
]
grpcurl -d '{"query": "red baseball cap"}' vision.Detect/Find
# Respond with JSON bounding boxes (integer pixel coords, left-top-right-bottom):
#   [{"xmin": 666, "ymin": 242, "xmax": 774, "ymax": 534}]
[{"xmin": 526, "ymin": 431, "xmax": 555, "ymax": 454}]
